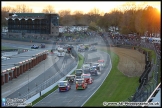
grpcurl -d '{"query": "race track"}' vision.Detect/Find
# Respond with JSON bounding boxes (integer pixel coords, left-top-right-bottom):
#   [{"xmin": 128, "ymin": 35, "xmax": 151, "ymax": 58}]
[
  {"xmin": 5, "ymin": 55, "xmax": 76, "ymax": 99},
  {"xmin": 34, "ymin": 50, "xmax": 112, "ymax": 107}
]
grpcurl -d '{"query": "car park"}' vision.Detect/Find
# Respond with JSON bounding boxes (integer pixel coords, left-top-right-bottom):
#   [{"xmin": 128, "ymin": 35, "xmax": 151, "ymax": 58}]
[
  {"xmin": 58, "ymin": 81, "xmax": 71, "ymax": 92},
  {"xmin": 31, "ymin": 44, "xmax": 39, "ymax": 49},
  {"xmin": 75, "ymin": 79, "xmax": 88, "ymax": 90},
  {"xmin": 82, "ymin": 73, "xmax": 93, "ymax": 84},
  {"xmin": 66, "ymin": 75, "xmax": 76, "ymax": 84}
]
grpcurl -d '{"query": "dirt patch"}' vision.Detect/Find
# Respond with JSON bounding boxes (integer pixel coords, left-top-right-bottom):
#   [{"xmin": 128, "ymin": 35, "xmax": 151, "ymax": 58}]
[{"xmin": 98, "ymin": 46, "xmax": 145, "ymax": 77}]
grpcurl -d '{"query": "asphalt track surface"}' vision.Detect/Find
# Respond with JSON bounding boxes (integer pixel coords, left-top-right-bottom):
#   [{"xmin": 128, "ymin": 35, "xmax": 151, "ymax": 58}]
[
  {"xmin": 34, "ymin": 50, "xmax": 111, "ymax": 107},
  {"xmin": 5, "ymin": 54, "xmax": 75, "ymax": 99},
  {"xmin": 2, "ymin": 41, "xmax": 54, "ymax": 50}
]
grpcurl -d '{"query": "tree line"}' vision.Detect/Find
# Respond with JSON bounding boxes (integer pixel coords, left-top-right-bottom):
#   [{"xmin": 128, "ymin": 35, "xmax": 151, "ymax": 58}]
[{"xmin": 1, "ymin": 3, "xmax": 160, "ymax": 36}]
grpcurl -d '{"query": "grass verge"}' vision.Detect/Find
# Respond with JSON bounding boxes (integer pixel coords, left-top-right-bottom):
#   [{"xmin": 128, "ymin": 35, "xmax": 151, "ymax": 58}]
[
  {"xmin": 29, "ymin": 53, "xmax": 84, "ymax": 107},
  {"xmin": 83, "ymin": 49, "xmax": 139, "ymax": 106}
]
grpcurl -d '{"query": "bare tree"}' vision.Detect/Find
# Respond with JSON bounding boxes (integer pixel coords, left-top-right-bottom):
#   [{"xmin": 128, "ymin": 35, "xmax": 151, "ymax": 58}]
[
  {"xmin": 73, "ymin": 10, "xmax": 85, "ymax": 25},
  {"xmin": 42, "ymin": 5, "xmax": 55, "ymax": 13},
  {"xmin": 58, "ymin": 9, "xmax": 71, "ymax": 17},
  {"xmin": 58, "ymin": 9, "xmax": 74, "ymax": 27},
  {"xmin": 87, "ymin": 8, "xmax": 101, "ymax": 24},
  {"xmin": 14, "ymin": 4, "xmax": 33, "ymax": 13}
]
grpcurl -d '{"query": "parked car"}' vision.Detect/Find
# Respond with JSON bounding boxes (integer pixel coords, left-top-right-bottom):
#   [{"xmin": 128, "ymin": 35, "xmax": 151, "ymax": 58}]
[
  {"xmin": 58, "ymin": 81, "xmax": 71, "ymax": 92},
  {"xmin": 66, "ymin": 75, "xmax": 76, "ymax": 84},
  {"xmin": 31, "ymin": 45, "xmax": 39, "ymax": 49},
  {"xmin": 75, "ymin": 79, "xmax": 88, "ymax": 90}
]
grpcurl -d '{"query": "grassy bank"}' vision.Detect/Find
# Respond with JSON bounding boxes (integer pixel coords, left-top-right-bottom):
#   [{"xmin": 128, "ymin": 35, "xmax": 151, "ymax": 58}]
[
  {"xmin": 83, "ymin": 49, "xmax": 139, "ymax": 106},
  {"xmin": 30, "ymin": 53, "xmax": 84, "ymax": 107}
]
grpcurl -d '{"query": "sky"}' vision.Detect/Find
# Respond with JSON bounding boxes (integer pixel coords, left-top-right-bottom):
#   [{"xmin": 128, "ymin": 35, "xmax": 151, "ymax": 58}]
[{"xmin": 1, "ymin": 1, "xmax": 161, "ymax": 14}]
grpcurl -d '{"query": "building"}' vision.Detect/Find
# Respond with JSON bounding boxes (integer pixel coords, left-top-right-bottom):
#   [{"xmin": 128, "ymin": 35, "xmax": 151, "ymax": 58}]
[{"xmin": 6, "ymin": 13, "xmax": 59, "ymax": 38}]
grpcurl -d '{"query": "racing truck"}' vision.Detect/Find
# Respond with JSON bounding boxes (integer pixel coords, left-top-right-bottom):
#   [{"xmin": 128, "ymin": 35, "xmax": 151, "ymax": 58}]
[
  {"xmin": 57, "ymin": 47, "xmax": 65, "ymax": 57},
  {"xmin": 82, "ymin": 63, "xmax": 91, "ymax": 74},
  {"xmin": 90, "ymin": 66, "xmax": 98, "ymax": 76},
  {"xmin": 82, "ymin": 73, "xmax": 93, "ymax": 84},
  {"xmin": 84, "ymin": 44, "xmax": 90, "ymax": 51},
  {"xmin": 31, "ymin": 44, "xmax": 39, "ymax": 49},
  {"xmin": 98, "ymin": 59, "xmax": 105, "ymax": 68},
  {"xmin": 89, "ymin": 45, "xmax": 97, "ymax": 51},
  {"xmin": 76, "ymin": 79, "xmax": 88, "ymax": 90},
  {"xmin": 66, "ymin": 75, "xmax": 76, "ymax": 84},
  {"xmin": 58, "ymin": 81, "xmax": 71, "ymax": 92},
  {"xmin": 91, "ymin": 62, "xmax": 101, "ymax": 72},
  {"xmin": 75, "ymin": 69, "xmax": 84, "ymax": 76}
]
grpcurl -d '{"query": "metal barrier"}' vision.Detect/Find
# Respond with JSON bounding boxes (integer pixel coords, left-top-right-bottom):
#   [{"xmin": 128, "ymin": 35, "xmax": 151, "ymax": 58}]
[{"xmin": 17, "ymin": 49, "xmax": 78, "ymax": 100}]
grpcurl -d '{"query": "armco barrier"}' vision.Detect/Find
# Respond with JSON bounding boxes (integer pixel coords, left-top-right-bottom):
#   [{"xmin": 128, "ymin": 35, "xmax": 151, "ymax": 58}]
[{"xmin": 23, "ymin": 57, "xmax": 79, "ymax": 106}]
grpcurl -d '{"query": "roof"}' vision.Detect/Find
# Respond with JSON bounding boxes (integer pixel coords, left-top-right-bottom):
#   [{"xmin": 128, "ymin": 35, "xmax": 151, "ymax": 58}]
[
  {"xmin": 9, "ymin": 13, "xmax": 45, "ymax": 17},
  {"xmin": 9, "ymin": 13, "xmax": 59, "ymax": 17}
]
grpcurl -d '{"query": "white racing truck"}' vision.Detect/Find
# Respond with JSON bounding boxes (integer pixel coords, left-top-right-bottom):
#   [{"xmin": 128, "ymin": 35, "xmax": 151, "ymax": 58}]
[{"xmin": 57, "ymin": 47, "xmax": 65, "ymax": 57}]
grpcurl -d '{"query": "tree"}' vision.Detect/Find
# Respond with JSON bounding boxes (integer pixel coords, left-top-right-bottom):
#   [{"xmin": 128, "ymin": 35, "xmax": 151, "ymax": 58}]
[
  {"xmin": 42, "ymin": 5, "xmax": 55, "ymax": 13},
  {"xmin": 109, "ymin": 9, "xmax": 123, "ymax": 32},
  {"xmin": 88, "ymin": 21, "xmax": 98, "ymax": 31},
  {"xmin": 87, "ymin": 8, "xmax": 101, "ymax": 23},
  {"xmin": 58, "ymin": 10, "xmax": 74, "ymax": 26},
  {"xmin": 14, "ymin": 4, "xmax": 33, "ymax": 13},
  {"xmin": 144, "ymin": 6, "xmax": 160, "ymax": 37},
  {"xmin": 72, "ymin": 10, "xmax": 84, "ymax": 26}
]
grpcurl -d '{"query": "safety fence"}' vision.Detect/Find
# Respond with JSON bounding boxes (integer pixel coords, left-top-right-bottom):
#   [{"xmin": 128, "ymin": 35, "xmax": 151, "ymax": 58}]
[
  {"xmin": 16, "ymin": 50, "xmax": 78, "ymax": 100},
  {"xmin": 129, "ymin": 45, "xmax": 160, "ymax": 102},
  {"xmin": 100, "ymin": 33, "xmax": 160, "ymax": 103}
]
